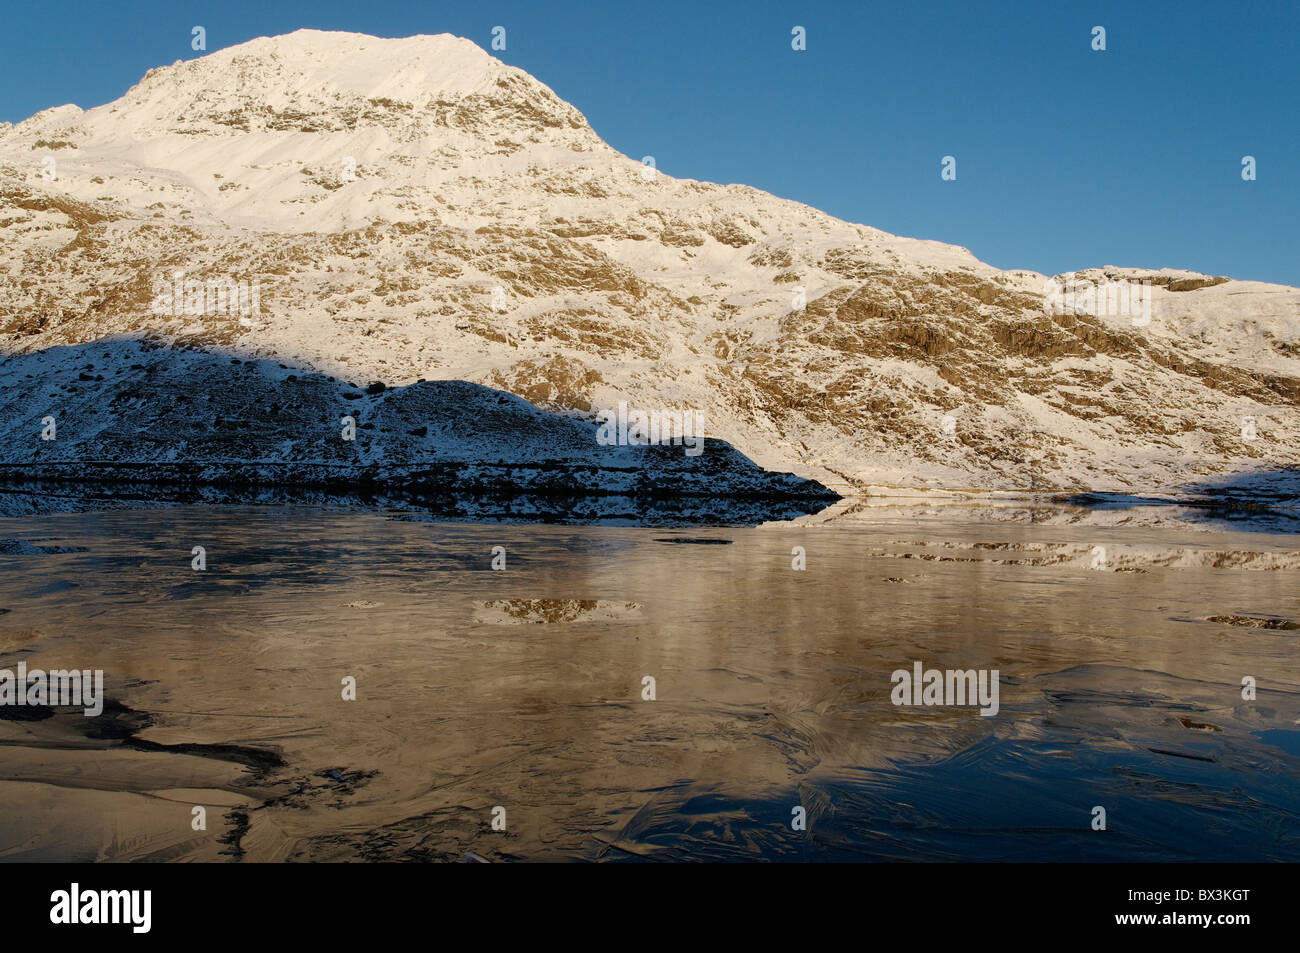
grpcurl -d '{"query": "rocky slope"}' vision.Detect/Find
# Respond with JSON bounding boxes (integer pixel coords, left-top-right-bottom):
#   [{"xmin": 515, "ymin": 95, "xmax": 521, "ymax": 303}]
[{"xmin": 1, "ymin": 29, "xmax": 1296, "ymax": 499}]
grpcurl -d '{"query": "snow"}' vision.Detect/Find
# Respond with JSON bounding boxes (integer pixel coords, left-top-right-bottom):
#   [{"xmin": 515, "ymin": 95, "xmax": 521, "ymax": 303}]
[{"xmin": 0, "ymin": 29, "xmax": 1296, "ymax": 499}]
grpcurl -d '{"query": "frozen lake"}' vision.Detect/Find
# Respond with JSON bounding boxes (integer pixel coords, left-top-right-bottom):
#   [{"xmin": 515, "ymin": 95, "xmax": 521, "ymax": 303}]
[{"xmin": 0, "ymin": 501, "xmax": 1297, "ymax": 861}]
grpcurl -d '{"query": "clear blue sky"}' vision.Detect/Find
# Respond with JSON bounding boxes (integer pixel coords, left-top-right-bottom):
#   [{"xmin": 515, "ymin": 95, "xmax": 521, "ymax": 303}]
[{"xmin": 2, "ymin": 0, "xmax": 1295, "ymax": 284}]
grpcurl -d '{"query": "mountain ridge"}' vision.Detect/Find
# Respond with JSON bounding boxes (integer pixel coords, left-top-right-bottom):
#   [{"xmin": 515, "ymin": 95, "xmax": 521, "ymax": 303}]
[{"xmin": 1, "ymin": 30, "xmax": 1296, "ymax": 499}]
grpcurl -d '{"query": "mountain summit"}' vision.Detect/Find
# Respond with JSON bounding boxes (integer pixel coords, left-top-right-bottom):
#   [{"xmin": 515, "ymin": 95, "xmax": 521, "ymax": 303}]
[
  {"xmin": 111, "ymin": 30, "xmax": 591, "ymax": 142},
  {"xmin": 1, "ymin": 30, "xmax": 1296, "ymax": 499}
]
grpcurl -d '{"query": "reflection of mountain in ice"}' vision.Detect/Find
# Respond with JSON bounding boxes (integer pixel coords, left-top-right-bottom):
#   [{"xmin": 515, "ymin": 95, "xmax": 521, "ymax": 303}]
[{"xmin": 0, "ymin": 507, "xmax": 1296, "ymax": 861}]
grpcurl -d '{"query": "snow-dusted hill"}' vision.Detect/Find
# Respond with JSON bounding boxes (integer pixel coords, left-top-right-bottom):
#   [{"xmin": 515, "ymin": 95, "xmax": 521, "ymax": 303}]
[
  {"xmin": 0, "ymin": 338, "xmax": 831, "ymax": 515},
  {"xmin": 1, "ymin": 29, "xmax": 1296, "ymax": 498}
]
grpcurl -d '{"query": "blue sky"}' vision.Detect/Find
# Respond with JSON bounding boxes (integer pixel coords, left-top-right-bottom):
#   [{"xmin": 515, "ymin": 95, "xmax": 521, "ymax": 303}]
[{"xmin": 2, "ymin": 0, "xmax": 1295, "ymax": 284}]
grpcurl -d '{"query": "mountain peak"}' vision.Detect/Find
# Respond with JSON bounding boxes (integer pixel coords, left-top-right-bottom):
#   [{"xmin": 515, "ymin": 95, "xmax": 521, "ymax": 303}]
[
  {"xmin": 55, "ymin": 29, "xmax": 592, "ymax": 143},
  {"xmin": 171, "ymin": 29, "xmax": 504, "ymax": 97}
]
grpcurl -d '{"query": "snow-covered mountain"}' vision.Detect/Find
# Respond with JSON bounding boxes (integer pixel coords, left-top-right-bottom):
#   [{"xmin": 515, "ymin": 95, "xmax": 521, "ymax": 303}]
[{"xmin": 1, "ymin": 29, "xmax": 1296, "ymax": 498}]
